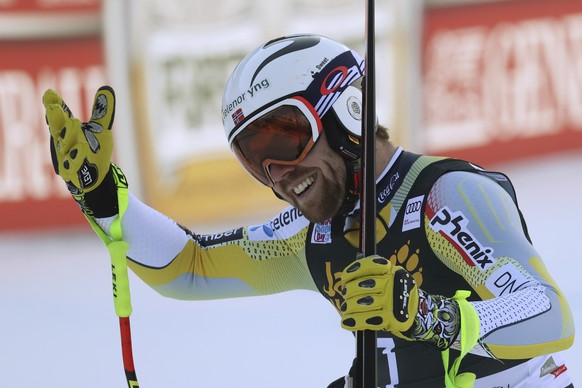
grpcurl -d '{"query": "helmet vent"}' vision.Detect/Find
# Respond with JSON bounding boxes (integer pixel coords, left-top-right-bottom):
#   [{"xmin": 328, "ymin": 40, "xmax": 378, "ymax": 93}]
[{"xmin": 347, "ymin": 96, "xmax": 362, "ymax": 121}]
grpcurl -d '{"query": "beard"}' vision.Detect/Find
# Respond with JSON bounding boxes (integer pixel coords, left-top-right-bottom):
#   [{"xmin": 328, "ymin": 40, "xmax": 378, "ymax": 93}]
[{"xmin": 278, "ymin": 160, "xmax": 347, "ymax": 223}]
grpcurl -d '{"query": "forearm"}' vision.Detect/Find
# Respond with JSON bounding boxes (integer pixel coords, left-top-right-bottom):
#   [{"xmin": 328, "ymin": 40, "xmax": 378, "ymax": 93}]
[
  {"xmin": 467, "ymin": 284, "xmax": 574, "ymax": 359},
  {"xmin": 94, "ymin": 191, "xmax": 189, "ymax": 268},
  {"xmin": 407, "ymin": 282, "xmax": 573, "ymax": 360},
  {"xmin": 95, "ymin": 195, "xmax": 318, "ymax": 300},
  {"xmin": 92, "ymin": 193, "xmax": 245, "ymax": 300}
]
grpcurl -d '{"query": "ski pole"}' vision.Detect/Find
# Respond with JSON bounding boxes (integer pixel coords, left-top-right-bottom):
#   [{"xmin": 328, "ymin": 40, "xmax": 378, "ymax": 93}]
[
  {"xmin": 86, "ymin": 165, "xmax": 140, "ymax": 388},
  {"xmin": 355, "ymin": 0, "xmax": 378, "ymax": 387}
]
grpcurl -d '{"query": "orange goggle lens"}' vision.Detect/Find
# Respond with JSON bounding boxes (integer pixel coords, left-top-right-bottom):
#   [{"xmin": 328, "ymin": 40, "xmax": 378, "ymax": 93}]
[{"xmin": 232, "ymin": 101, "xmax": 321, "ymax": 185}]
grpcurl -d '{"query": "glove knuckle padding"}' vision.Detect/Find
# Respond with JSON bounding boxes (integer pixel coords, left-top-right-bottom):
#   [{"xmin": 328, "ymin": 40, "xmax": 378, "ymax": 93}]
[
  {"xmin": 341, "ymin": 255, "xmax": 387, "ymax": 282},
  {"xmin": 340, "ymin": 254, "xmax": 419, "ymax": 334}
]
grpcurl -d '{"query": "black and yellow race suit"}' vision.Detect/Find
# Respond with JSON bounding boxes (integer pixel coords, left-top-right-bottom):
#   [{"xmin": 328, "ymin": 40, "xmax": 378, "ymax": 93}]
[{"xmin": 95, "ymin": 147, "xmax": 574, "ymax": 387}]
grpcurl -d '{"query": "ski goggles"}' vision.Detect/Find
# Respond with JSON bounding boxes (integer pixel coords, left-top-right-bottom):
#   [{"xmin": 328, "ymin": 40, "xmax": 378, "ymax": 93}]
[{"xmin": 231, "ymin": 96, "xmax": 322, "ymax": 186}]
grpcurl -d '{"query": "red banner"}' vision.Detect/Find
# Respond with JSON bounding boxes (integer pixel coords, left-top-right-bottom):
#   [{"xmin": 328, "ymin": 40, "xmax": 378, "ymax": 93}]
[
  {"xmin": 0, "ymin": 37, "xmax": 106, "ymax": 231},
  {"xmin": 422, "ymin": 0, "xmax": 582, "ymax": 165},
  {"xmin": 0, "ymin": 0, "xmax": 100, "ymax": 13}
]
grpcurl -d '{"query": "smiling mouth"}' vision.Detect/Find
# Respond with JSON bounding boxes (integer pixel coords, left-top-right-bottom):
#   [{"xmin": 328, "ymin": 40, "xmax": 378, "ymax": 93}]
[{"xmin": 293, "ymin": 175, "xmax": 315, "ymax": 195}]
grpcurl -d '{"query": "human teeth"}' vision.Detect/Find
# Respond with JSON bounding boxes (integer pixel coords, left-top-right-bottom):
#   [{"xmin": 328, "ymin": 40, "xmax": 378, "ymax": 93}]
[{"xmin": 293, "ymin": 176, "xmax": 315, "ymax": 195}]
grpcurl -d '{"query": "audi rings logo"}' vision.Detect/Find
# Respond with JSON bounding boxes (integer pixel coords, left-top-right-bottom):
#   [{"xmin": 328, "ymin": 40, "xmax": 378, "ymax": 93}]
[
  {"xmin": 402, "ymin": 195, "xmax": 424, "ymax": 232},
  {"xmin": 406, "ymin": 199, "xmax": 422, "ymax": 214}
]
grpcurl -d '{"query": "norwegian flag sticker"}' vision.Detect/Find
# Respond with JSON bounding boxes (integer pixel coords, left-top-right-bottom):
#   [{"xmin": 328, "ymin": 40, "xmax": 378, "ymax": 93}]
[{"xmin": 232, "ymin": 108, "xmax": 245, "ymax": 125}]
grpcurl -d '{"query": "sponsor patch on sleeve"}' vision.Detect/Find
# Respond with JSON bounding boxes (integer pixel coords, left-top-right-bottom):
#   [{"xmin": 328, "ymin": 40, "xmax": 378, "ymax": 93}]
[
  {"xmin": 485, "ymin": 263, "xmax": 537, "ymax": 297},
  {"xmin": 429, "ymin": 206, "xmax": 496, "ymax": 270},
  {"xmin": 198, "ymin": 228, "xmax": 244, "ymax": 246},
  {"xmin": 248, "ymin": 207, "xmax": 308, "ymax": 241}
]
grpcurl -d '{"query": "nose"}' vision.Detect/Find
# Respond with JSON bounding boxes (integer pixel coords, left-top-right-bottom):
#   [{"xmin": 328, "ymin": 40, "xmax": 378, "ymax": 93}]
[{"xmin": 267, "ymin": 163, "xmax": 296, "ymax": 183}]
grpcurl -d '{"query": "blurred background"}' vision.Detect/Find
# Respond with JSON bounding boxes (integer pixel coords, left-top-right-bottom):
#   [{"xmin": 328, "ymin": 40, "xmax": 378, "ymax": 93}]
[{"xmin": 0, "ymin": 0, "xmax": 580, "ymax": 387}]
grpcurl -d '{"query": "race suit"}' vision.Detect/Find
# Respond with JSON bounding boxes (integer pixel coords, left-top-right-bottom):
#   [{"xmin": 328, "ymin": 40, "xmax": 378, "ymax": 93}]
[{"xmin": 95, "ymin": 147, "xmax": 574, "ymax": 387}]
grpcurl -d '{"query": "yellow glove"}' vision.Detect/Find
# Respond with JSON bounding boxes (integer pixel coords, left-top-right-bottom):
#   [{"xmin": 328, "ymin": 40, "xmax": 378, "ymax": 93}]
[
  {"xmin": 43, "ymin": 86, "xmax": 115, "ymax": 192},
  {"xmin": 339, "ymin": 255, "xmax": 419, "ymax": 338}
]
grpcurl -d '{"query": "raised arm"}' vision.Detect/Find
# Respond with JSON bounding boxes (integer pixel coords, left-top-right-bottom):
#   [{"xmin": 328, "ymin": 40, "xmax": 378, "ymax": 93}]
[{"xmin": 44, "ymin": 86, "xmax": 317, "ymax": 302}]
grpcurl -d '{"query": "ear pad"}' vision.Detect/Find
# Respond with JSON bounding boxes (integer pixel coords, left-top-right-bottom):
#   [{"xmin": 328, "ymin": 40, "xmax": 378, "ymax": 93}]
[
  {"xmin": 322, "ymin": 85, "xmax": 363, "ymax": 160},
  {"xmin": 331, "ymin": 85, "xmax": 363, "ymax": 137}
]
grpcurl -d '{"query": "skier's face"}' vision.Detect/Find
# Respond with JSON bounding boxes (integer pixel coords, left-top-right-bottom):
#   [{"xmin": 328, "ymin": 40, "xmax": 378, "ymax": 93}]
[{"xmin": 270, "ymin": 131, "xmax": 347, "ymax": 223}]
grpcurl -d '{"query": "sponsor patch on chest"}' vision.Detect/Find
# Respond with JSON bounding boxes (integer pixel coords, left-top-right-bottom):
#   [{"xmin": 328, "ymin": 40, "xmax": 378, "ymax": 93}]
[
  {"xmin": 311, "ymin": 220, "xmax": 332, "ymax": 244},
  {"xmin": 402, "ymin": 195, "xmax": 424, "ymax": 232}
]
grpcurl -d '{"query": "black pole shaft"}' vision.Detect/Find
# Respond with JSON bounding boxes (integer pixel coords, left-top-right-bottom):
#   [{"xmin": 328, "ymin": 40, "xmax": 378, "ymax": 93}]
[{"xmin": 355, "ymin": 0, "xmax": 378, "ymax": 387}]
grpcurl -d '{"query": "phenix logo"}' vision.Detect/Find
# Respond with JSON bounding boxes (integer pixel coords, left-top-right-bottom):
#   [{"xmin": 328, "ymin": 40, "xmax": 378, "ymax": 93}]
[{"xmin": 429, "ymin": 206, "xmax": 495, "ymax": 270}]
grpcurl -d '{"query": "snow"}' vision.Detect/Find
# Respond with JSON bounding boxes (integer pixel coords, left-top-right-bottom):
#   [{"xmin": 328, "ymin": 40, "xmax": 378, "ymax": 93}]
[{"xmin": 1, "ymin": 149, "xmax": 580, "ymax": 388}]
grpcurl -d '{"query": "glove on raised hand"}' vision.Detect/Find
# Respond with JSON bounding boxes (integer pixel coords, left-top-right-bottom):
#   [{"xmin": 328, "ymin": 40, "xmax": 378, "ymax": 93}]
[
  {"xmin": 43, "ymin": 86, "xmax": 115, "ymax": 192},
  {"xmin": 43, "ymin": 86, "xmax": 121, "ymax": 218},
  {"xmin": 340, "ymin": 255, "xmax": 461, "ymax": 348}
]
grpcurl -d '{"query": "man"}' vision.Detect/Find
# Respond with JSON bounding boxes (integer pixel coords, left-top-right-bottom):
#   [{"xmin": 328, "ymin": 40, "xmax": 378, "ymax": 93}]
[{"xmin": 43, "ymin": 34, "xmax": 574, "ymax": 387}]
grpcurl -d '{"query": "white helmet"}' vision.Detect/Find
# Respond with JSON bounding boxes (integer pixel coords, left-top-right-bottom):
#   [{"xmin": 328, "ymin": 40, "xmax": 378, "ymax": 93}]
[{"xmin": 221, "ymin": 34, "xmax": 365, "ymax": 186}]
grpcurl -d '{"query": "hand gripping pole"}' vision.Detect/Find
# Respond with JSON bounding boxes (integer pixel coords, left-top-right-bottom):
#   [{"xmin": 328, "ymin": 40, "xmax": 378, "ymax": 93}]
[{"xmin": 86, "ymin": 165, "xmax": 140, "ymax": 388}]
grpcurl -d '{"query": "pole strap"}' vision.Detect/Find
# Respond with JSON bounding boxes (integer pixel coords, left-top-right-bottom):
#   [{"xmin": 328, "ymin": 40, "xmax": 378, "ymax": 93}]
[{"xmin": 442, "ymin": 290, "xmax": 480, "ymax": 388}]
